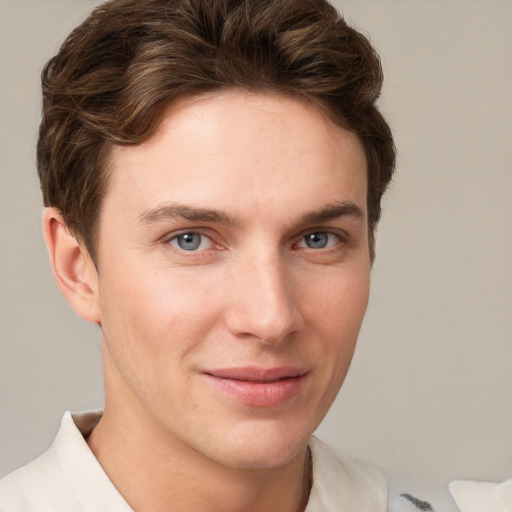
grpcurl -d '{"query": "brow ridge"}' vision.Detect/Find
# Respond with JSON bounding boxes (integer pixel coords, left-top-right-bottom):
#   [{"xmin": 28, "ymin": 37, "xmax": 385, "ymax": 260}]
[
  {"xmin": 137, "ymin": 203, "xmax": 238, "ymax": 226},
  {"xmin": 298, "ymin": 201, "xmax": 365, "ymax": 225},
  {"xmin": 137, "ymin": 200, "xmax": 364, "ymax": 227}
]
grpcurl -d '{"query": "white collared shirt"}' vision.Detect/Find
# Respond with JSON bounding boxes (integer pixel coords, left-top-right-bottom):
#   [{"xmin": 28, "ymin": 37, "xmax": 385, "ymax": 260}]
[{"xmin": 0, "ymin": 411, "xmax": 387, "ymax": 511}]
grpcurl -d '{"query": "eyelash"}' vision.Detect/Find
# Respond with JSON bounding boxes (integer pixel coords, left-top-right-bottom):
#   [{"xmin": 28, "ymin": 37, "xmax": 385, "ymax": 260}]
[
  {"xmin": 165, "ymin": 231, "xmax": 219, "ymax": 253},
  {"xmin": 294, "ymin": 231, "xmax": 344, "ymax": 250}
]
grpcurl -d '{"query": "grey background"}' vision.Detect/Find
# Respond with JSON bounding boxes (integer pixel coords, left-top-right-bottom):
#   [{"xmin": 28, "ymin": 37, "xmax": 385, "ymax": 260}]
[{"xmin": 1, "ymin": 1, "xmax": 511, "ymax": 510}]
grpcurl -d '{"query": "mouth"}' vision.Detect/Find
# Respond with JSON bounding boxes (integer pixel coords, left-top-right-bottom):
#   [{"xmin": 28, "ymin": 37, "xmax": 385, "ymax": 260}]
[{"xmin": 203, "ymin": 366, "xmax": 308, "ymax": 407}]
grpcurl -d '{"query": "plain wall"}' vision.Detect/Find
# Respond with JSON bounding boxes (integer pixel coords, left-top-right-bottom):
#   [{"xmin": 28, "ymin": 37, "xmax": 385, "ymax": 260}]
[{"xmin": 1, "ymin": 1, "xmax": 511, "ymax": 510}]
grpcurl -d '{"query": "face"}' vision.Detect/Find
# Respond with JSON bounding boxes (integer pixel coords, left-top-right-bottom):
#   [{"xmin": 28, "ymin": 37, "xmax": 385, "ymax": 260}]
[{"xmin": 93, "ymin": 90, "xmax": 370, "ymax": 469}]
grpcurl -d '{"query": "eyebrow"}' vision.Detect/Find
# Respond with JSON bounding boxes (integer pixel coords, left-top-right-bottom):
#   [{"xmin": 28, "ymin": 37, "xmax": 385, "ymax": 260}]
[
  {"xmin": 137, "ymin": 200, "xmax": 364, "ymax": 227},
  {"xmin": 137, "ymin": 203, "xmax": 238, "ymax": 226},
  {"xmin": 298, "ymin": 201, "xmax": 365, "ymax": 225}
]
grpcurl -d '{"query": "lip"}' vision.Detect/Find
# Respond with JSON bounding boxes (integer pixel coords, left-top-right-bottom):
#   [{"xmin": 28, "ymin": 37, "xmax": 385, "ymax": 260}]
[{"xmin": 203, "ymin": 366, "xmax": 308, "ymax": 407}]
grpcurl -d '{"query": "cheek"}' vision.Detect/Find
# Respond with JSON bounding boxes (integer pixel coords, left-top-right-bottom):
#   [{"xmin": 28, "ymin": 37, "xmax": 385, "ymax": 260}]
[
  {"xmin": 306, "ymin": 266, "xmax": 370, "ymax": 334},
  {"xmin": 305, "ymin": 267, "xmax": 370, "ymax": 389},
  {"xmin": 97, "ymin": 264, "xmax": 226, "ymax": 374}
]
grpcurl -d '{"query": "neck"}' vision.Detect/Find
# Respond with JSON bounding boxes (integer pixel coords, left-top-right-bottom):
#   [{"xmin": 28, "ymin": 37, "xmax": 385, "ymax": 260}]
[{"xmin": 87, "ymin": 390, "xmax": 312, "ymax": 512}]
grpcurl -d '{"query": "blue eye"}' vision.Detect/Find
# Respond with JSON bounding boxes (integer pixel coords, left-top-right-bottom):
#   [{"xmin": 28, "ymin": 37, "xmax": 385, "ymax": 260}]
[
  {"xmin": 169, "ymin": 232, "xmax": 212, "ymax": 251},
  {"xmin": 300, "ymin": 232, "xmax": 339, "ymax": 249}
]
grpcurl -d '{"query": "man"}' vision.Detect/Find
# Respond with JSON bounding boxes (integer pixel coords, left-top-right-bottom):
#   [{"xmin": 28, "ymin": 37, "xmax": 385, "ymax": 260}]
[{"xmin": 0, "ymin": 0, "xmax": 417, "ymax": 510}]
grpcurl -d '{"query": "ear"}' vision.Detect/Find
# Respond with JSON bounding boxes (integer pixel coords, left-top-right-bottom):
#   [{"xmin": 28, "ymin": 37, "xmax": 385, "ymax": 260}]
[{"xmin": 42, "ymin": 207, "xmax": 101, "ymax": 324}]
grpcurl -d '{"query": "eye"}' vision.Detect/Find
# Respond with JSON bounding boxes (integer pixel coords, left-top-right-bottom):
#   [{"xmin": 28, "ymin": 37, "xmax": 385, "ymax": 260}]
[
  {"xmin": 168, "ymin": 232, "xmax": 213, "ymax": 251},
  {"xmin": 298, "ymin": 231, "xmax": 340, "ymax": 249}
]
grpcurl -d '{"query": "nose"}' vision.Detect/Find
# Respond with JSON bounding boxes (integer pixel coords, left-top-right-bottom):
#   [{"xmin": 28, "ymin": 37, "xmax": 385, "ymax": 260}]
[{"xmin": 224, "ymin": 253, "xmax": 304, "ymax": 345}]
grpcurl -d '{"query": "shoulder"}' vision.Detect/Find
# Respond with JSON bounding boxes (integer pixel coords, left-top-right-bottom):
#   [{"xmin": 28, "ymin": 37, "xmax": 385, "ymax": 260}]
[
  {"xmin": 0, "ymin": 410, "xmax": 103, "ymax": 512},
  {"xmin": 307, "ymin": 438, "xmax": 438, "ymax": 512},
  {"xmin": 307, "ymin": 436, "xmax": 387, "ymax": 512},
  {"xmin": 0, "ymin": 447, "xmax": 79, "ymax": 511}
]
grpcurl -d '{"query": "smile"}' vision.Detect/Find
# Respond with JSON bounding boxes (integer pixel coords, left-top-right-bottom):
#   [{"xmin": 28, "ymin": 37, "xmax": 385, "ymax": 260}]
[{"xmin": 203, "ymin": 367, "xmax": 308, "ymax": 407}]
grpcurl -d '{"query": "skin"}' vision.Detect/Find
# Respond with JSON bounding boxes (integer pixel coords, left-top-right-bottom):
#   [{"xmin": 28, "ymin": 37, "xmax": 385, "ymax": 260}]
[{"xmin": 44, "ymin": 90, "xmax": 370, "ymax": 512}]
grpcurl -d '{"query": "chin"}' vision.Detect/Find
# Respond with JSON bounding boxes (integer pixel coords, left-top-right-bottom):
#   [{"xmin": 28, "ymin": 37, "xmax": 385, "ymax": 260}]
[{"xmin": 202, "ymin": 419, "xmax": 313, "ymax": 470}]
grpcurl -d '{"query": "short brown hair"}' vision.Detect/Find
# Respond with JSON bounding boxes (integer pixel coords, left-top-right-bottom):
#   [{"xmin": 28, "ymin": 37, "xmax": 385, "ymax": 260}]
[{"xmin": 38, "ymin": 0, "xmax": 395, "ymax": 262}]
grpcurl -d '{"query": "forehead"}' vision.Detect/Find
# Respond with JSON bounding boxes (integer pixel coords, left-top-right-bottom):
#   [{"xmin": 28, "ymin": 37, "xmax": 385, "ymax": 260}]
[{"xmin": 104, "ymin": 90, "xmax": 368, "ymax": 223}]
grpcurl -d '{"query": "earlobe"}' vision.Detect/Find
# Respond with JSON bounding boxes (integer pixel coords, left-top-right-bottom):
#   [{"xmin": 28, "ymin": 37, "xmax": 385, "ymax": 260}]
[{"xmin": 42, "ymin": 207, "xmax": 101, "ymax": 324}]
